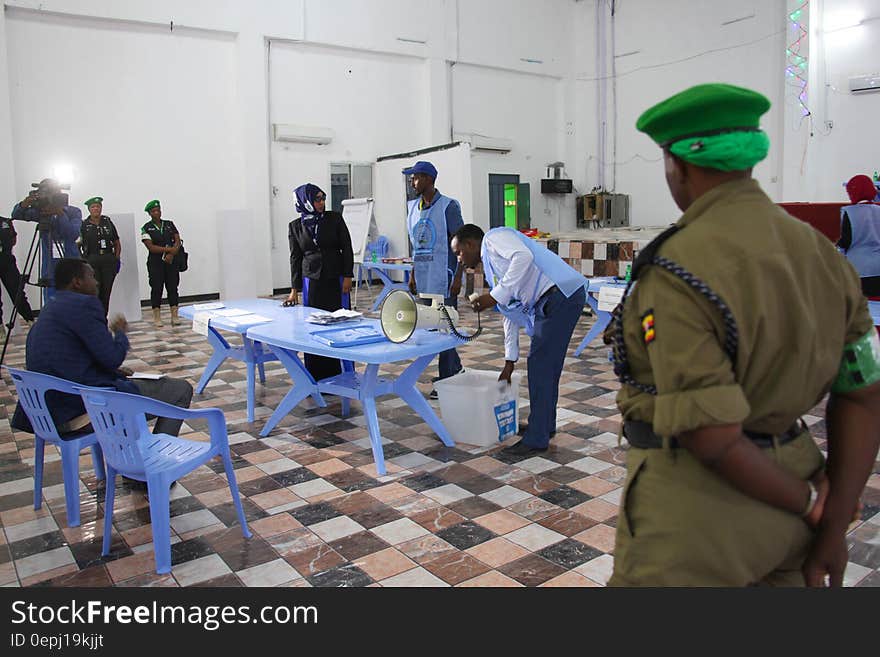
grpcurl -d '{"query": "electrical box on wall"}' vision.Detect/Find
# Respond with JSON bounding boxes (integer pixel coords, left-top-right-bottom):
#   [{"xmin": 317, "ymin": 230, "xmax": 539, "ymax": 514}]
[
  {"xmin": 541, "ymin": 179, "xmax": 573, "ymax": 194},
  {"xmin": 577, "ymin": 193, "xmax": 630, "ymax": 227}
]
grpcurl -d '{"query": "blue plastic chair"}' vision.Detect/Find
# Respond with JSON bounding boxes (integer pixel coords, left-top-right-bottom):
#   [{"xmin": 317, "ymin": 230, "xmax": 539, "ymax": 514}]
[
  {"xmin": 76, "ymin": 387, "xmax": 251, "ymax": 575},
  {"xmin": 358, "ymin": 235, "xmax": 390, "ymax": 285},
  {"xmin": 4, "ymin": 367, "xmax": 106, "ymax": 528}
]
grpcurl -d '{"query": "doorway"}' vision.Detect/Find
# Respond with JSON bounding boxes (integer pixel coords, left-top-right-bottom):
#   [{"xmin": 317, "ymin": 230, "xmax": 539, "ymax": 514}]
[{"xmin": 488, "ymin": 174, "xmax": 530, "ymax": 230}]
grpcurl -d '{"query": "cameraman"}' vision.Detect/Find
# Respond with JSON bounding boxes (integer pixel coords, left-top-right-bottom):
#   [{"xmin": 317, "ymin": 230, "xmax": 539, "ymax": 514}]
[
  {"xmin": 11, "ymin": 178, "xmax": 81, "ymax": 292},
  {"xmin": 0, "ymin": 216, "xmax": 35, "ymax": 334}
]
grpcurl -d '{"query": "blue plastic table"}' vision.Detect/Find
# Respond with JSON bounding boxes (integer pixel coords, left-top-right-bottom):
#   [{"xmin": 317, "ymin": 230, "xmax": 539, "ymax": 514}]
[
  {"xmin": 357, "ymin": 261, "xmax": 413, "ymax": 311},
  {"xmin": 247, "ymin": 307, "xmax": 461, "ymax": 475},
  {"xmin": 179, "ymin": 299, "xmax": 299, "ymax": 423},
  {"xmin": 573, "ymin": 277, "xmax": 628, "ymax": 357}
]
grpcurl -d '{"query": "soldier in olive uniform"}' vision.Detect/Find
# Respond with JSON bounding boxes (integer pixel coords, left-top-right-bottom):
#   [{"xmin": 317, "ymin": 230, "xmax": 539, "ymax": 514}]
[
  {"xmin": 80, "ymin": 196, "xmax": 121, "ymax": 317},
  {"xmin": 140, "ymin": 200, "xmax": 182, "ymax": 328},
  {"xmin": 607, "ymin": 84, "xmax": 880, "ymax": 587}
]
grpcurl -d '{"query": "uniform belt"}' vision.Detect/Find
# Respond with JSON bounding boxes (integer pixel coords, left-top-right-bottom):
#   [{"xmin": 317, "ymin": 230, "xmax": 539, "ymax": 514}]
[{"xmin": 623, "ymin": 419, "xmax": 806, "ymax": 450}]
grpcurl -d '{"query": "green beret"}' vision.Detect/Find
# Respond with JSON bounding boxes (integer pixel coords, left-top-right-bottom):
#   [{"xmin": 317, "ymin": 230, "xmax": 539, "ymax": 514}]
[
  {"xmin": 84, "ymin": 196, "xmax": 103, "ymax": 207},
  {"xmin": 144, "ymin": 200, "xmax": 161, "ymax": 213},
  {"xmin": 636, "ymin": 83, "xmax": 771, "ymax": 147}
]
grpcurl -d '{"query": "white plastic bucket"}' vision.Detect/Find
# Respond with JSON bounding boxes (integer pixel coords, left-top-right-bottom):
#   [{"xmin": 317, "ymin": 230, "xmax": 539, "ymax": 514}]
[{"xmin": 434, "ymin": 369, "xmax": 522, "ymax": 447}]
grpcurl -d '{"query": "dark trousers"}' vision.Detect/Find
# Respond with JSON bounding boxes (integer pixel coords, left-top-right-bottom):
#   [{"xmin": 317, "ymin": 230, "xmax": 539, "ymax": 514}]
[
  {"xmin": 438, "ymin": 294, "xmax": 462, "ymax": 379},
  {"xmin": 0, "ymin": 254, "xmax": 34, "ymax": 323},
  {"xmin": 88, "ymin": 254, "xmax": 117, "ymax": 317},
  {"xmin": 147, "ymin": 259, "xmax": 179, "ymax": 308},
  {"xmin": 133, "ymin": 377, "xmax": 194, "ymax": 436},
  {"xmin": 861, "ymin": 276, "xmax": 880, "ymax": 297},
  {"xmin": 303, "ymin": 275, "xmax": 347, "ymax": 381},
  {"xmin": 522, "ymin": 286, "xmax": 586, "ymax": 449}
]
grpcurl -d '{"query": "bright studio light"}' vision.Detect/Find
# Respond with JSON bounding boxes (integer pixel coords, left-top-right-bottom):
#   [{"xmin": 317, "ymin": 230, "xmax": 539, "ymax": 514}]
[{"xmin": 51, "ymin": 163, "xmax": 76, "ymax": 186}]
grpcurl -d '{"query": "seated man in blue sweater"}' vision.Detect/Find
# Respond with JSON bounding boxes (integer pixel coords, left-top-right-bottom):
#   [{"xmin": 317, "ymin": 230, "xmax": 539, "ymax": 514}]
[{"xmin": 12, "ymin": 258, "xmax": 193, "ymax": 437}]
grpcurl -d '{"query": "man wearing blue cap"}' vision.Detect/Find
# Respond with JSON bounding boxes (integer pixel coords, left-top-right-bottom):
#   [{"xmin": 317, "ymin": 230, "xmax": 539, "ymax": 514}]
[{"xmin": 404, "ymin": 161, "xmax": 465, "ymax": 396}]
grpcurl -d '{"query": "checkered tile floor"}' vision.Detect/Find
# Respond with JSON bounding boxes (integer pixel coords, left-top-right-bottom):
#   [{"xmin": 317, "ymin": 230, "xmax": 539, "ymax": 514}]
[{"xmin": 1, "ymin": 287, "xmax": 878, "ymax": 587}]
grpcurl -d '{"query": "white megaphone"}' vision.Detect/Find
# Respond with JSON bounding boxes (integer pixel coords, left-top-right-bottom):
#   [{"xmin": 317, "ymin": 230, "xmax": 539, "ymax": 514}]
[{"xmin": 380, "ymin": 290, "xmax": 460, "ymax": 343}]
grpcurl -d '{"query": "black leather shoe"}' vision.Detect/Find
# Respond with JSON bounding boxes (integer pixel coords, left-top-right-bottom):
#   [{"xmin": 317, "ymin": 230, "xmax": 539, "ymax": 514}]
[
  {"xmin": 501, "ymin": 438, "xmax": 549, "ymax": 456},
  {"xmin": 518, "ymin": 424, "xmax": 557, "ymax": 438}
]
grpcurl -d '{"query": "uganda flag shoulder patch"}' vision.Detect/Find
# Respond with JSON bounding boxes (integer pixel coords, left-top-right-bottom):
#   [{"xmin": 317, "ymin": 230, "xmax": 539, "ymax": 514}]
[{"xmin": 641, "ymin": 309, "xmax": 655, "ymax": 345}]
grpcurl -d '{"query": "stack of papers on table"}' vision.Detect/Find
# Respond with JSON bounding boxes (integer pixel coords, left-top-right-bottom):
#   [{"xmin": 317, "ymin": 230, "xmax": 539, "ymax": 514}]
[{"xmin": 306, "ymin": 309, "xmax": 363, "ymax": 325}]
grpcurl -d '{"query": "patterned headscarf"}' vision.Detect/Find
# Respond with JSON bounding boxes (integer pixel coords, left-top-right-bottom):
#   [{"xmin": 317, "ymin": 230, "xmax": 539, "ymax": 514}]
[
  {"xmin": 846, "ymin": 175, "xmax": 877, "ymax": 204},
  {"xmin": 294, "ymin": 183, "xmax": 326, "ymax": 217},
  {"xmin": 294, "ymin": 183, "xmax": 326, "ymax": 244}
]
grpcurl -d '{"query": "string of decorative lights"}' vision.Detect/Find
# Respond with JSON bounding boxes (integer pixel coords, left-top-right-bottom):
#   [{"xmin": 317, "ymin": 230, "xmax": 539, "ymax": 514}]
[{"xmin": 786, "ymin": 1, "xmax": 810, "ymax": 118}]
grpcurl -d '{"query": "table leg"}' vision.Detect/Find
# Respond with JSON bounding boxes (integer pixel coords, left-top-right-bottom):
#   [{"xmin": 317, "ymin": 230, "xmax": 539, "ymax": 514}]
[
  {"xmin": 340, "ymin": 360, "xmax": 355, "ymax": 417},
  {"xmin": 242, "ymin": 338, "xmax": 258, "ymax": 423},
  {"xmin": 254, "ymin": 341, "xmax": 267, "ymax": 384},
  {"xmin": 574, "ymin": 294, "xmax": 612, "ymax": 357},
  {"xmin": 195, "ymin": 327, "xmax": 231, "ymax": 394},
  {"xmin": 370, "ymin": 268, "xmax": 407, "ymax": 312},
  {"xmin": 394, "ymin": 355, "xmax": 455, "ymax": 447},
  {"xmin": 260, "ymin": 346, "xmax": 326, "ymax": 437},
  {"xmin": 361, "ymin": 364, "xmax": 387, "ymax": 476}
]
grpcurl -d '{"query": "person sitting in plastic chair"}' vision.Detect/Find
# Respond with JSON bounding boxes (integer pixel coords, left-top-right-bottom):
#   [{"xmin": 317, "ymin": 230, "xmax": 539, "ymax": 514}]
[{"xmin": 11, "ymin": 259, "xmax": 194, "ymax": 480}]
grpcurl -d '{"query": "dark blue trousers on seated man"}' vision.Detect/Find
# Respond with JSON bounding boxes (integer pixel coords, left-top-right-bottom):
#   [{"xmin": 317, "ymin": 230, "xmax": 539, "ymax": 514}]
[
  {"xmin": 451, "ymin": 224, "xmax": 587, "ymax": 455},
  {"xmin": 11, "ymin": 259, "xmax": 193, "ymax": 441}
]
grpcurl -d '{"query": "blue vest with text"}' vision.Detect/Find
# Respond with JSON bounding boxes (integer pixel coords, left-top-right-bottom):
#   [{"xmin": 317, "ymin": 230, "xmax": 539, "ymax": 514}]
[
  {"xmin": 408, "ymin": 194, "xmax": 453, "ymax": 296},
  {"xmin": 842, "ymin": 203, "xmax": 880, "ymax": 278}
]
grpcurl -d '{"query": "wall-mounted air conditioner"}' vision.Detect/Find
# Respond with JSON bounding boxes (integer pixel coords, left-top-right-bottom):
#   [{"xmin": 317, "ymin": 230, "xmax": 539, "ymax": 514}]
[
  {"xmin": 454, "ymin": 133, "xmax": 513, "ymax": 154},
  {"xmin": 849, "ymin": 74, "xmax": 880, "ymax": 94},
  {"xmin": 273, "ymin": 123, "xmax": 335, "ymax": 144}
]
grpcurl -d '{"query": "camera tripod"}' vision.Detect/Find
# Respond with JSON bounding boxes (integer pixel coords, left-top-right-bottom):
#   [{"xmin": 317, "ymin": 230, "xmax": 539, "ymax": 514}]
[{"xmin": 0, "ymin": 225, "xmax": 66, "ymax": 365}]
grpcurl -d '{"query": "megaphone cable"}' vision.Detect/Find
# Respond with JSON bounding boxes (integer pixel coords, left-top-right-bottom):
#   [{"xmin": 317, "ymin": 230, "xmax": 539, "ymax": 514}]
[{"xmin": 440, "ymin": 305, "xmax": 482, "ymax": 342}]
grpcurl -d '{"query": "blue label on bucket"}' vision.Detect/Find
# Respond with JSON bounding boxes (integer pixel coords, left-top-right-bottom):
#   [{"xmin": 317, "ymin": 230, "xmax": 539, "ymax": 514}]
[{"xmin": 494, "ymin": 400, "xmax": 517, "ymax": 441}]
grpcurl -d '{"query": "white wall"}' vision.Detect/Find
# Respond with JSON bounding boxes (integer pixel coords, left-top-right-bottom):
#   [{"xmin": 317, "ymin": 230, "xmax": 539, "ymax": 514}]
[
  {"xmin": 304, "ymin": 0, "xmax": 435, "ymax": 57},
  {"xmin": 0, "ymin": 9, "xmax": 15, "ymax": 212},
  {"xmin": 452, "ymin": 63, "xmax": 571, "ymax": 232},
  {"xmin": 457, "ymin": 0, "xmax": 572, "ymax": 77},
  {"xmin": 574, "ymin": 0, "xmax": 787, "ymax": 227},
  {"xmin": 791, "ymin": 0, "xmax": 880, "ymax": 202},
  {"xmin": 267, "ymin": 42, "xmax": 429, "ymax": 288},
  {"xmin": 6, "ymin": 9, "xmax": 245, "ymax": 301}
]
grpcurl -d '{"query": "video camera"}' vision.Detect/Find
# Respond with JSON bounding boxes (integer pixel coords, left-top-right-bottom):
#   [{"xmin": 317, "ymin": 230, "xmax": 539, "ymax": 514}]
[{"xmin": 27, "ymin": 178, "xmax": 69, "ymax": 212}]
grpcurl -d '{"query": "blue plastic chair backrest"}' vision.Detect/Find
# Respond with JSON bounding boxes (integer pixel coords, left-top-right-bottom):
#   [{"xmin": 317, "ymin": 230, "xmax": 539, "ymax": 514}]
[
  {"xmin": 78, "ymin": 388, "xmax": 150, "ymax": 474},
  {"xmin": 366, "ymin": 235, "xmax": 390, "ymax": 258},
  {"xmin": 5, "ymin": 367, "xmax": 76, "ymax": 442}
]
